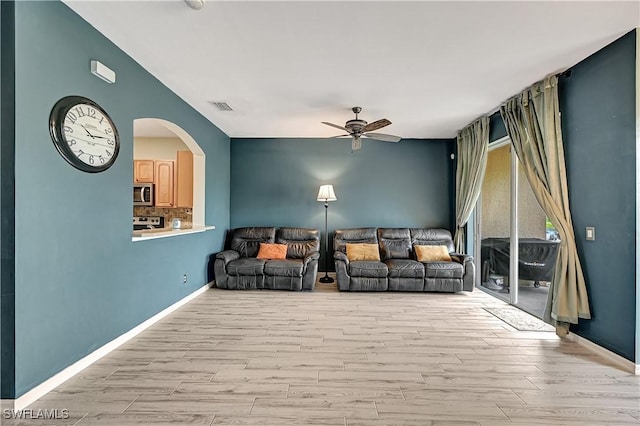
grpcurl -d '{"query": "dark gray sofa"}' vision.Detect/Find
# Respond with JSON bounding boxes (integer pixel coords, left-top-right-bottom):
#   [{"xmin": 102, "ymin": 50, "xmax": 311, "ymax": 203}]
[
  {"xmin": 333, "ymin": 228, "xmax": 474, "ymax": 293},
  {"xmin": 214, "ymin": 227, "xmax": 320, "ymax": 291}
]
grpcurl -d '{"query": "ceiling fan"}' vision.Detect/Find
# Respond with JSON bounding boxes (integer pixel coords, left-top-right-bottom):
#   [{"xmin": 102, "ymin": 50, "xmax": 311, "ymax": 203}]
[{"xmin": 322, "ymin": 107, "xmax": 401, "ymax": 151}]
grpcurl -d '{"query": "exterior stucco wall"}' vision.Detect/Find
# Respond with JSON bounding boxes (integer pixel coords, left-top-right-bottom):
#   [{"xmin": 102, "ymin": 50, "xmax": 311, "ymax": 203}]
[{"xmin": 481, "ymin": 144, "xmax": 545, "ymax": 239}]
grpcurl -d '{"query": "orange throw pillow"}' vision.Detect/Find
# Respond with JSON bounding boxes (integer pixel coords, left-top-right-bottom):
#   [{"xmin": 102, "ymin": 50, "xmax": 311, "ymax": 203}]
[
  {"xmin": 256, "ymin": 243, "xmax": 288, "ymax": 260},
  {"xmin": 414, "ymin": 245, "xmax": 451, "ymax": 262},
  {"xmin": 346, "ymin": 243, "xmax": 381, "ymax": 261}
]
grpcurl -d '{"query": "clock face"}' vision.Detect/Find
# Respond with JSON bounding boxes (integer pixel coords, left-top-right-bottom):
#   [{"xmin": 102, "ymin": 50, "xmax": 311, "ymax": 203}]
[{"xmin": 49, "ymin": 96, "xmax": 120, "ymax": 173}]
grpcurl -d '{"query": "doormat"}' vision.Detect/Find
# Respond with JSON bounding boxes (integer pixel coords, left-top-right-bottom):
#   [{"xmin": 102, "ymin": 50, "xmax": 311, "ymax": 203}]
[{"xmin": 483, "ymin": 307, "xmax": 555, "ymax": 332}]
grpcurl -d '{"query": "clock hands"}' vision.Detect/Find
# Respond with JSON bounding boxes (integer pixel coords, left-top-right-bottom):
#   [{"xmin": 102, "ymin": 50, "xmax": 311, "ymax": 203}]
[
  {"xmin": 81, "ymin": 124, "xmax": 96, "ymax": 139},
  {"xmin": 79, "ymin": 124, "xmax": 112, "ymax": 142}
]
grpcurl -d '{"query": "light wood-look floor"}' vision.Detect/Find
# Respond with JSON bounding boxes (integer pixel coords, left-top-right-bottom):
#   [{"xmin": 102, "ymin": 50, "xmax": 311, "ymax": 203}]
[{"xmin": 13, "ymin": 279, "xmax": 640, "ymax": 425}]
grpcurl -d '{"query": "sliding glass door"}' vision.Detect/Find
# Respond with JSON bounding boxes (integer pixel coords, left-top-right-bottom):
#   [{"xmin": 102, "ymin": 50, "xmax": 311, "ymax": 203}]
[
  {"xmin": 474, "ymin": 138, "xmax": 556, "ymax": 318},
  {"xmin": 476, "ymin": 141, "xmax": 513, "ymax": 304}
]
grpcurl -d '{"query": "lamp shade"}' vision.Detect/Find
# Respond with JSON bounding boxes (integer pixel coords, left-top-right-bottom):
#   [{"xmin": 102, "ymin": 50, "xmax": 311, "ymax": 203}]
[{"xmin": 317, "ymin": 184, "xmax": 337, "ymax": 202}]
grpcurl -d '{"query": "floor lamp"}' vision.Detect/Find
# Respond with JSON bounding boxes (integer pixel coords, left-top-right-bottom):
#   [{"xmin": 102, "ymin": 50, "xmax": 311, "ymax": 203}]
[{"xmin": 317, "ymin": 184, "xmax": 337, "ymax": 283}]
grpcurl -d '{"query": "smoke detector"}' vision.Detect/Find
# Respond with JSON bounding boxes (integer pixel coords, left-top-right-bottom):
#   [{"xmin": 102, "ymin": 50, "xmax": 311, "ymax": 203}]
[{"xmin": 185, "ymin": 0, "xmax": 205, "ymax": 10}]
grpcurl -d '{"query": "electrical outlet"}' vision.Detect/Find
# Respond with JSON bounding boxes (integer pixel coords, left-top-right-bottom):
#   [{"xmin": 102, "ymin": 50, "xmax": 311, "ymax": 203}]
[{"xmin": 183, "ymin": 274, "xmax": 188, "ymax": 284}]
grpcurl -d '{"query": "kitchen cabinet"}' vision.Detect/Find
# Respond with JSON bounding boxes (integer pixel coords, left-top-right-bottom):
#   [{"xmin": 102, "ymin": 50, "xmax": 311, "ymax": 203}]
[
  {"xmin": 175, "ymin": 150, "xmax": 193, "ymax": 208},
  {"xmin": 155, "ymin": 160, "xmax": 174, "ymax": 207},
  {"xmin": 134, "ymin": 160, "xmax": 154, "ymax": 183}
]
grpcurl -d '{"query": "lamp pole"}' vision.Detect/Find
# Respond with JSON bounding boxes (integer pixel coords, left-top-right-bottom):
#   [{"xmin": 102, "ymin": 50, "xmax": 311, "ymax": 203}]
[{"xmin": 320, "ymin": 200, "xmax": 334, "ymax": 283}]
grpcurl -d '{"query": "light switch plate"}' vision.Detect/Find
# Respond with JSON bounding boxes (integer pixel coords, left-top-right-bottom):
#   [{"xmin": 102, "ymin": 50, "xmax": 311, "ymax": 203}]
[{"xmin": 586, "ymin": 226, "xmax": 595, "ymax": 241}]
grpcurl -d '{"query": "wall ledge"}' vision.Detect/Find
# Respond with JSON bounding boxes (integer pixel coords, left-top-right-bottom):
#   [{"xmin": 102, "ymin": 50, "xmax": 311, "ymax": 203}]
[
  {"xmin": 131, "ymin": 225, "xmax": 215, "ymax": 242},
  {"xmin": 565, "ymin": 332, "xmax": 637, "ymax": 375},
  {"xmin": 9, "ymin": 281, "xmax": 215, "ymax": 410}
]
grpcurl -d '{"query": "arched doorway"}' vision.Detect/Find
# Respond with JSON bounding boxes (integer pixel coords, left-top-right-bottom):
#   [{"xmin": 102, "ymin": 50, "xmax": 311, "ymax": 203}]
[{"xmin": 133, "ymin": 118, "xmax": 205, "ymax": 226}]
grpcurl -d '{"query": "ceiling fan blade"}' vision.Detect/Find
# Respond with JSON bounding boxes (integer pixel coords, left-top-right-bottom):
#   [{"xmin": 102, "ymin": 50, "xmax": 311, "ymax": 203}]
[
  {"xmin": 363, "ymin": 133, "xmax": 401, "ymax": 143},
  {"xmin": 322, "ymin": 121, "xmax": 349, "ymax": 132},
  {"xmin": 363, "ymin": 118, "xmax": 391, "ymax": 132},
  {"xmin": 328, "ymin": 134, "xmax": 350, "ymax": 139}
]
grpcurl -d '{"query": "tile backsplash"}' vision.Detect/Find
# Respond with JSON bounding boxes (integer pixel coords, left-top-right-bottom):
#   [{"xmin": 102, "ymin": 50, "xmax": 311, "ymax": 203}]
[{"xmin": 133, "ymin": 207, "xmax": 193, "ymax": 228}]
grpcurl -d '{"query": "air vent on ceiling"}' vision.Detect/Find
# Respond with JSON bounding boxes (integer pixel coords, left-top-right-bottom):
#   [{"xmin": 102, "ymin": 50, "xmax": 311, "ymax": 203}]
[{"xmin": 210, "ymin": 101, "xmax": 234, "ymax": 112}]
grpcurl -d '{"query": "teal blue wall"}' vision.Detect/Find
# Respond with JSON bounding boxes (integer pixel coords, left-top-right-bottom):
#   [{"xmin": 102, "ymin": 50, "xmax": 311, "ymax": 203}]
[
  {"xmin": 9, "ymin": 1, "xmax": 230, "ymax": 397},
  {"xmin": 230, "ymin": 137, "xmax": 455, "ymax": 270},
  {"xmin": 559, "ymin": 30, "xmax": 636, "ymax": 361}
]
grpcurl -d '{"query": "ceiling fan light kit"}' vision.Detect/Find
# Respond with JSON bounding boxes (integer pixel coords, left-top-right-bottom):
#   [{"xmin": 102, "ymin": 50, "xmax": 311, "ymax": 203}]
[{"xmin": 322, "ymin": 107, "xmax": 401, "ymax": 151}]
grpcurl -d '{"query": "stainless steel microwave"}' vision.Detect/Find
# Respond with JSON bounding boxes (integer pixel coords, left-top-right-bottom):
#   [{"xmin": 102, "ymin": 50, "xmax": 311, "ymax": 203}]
[{"xmin": 133, "ymin": 184, "xmax": 154, "ymax": 206}]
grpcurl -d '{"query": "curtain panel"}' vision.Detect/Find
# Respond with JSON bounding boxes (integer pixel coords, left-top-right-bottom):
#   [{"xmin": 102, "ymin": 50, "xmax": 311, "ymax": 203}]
[
  {"xmin": 454, "ymin": 116, "xmax": 489, "ymax": 253},
  {"xmin": 500, "ymin": 75, "xmax": 590, "ymax": 336}
]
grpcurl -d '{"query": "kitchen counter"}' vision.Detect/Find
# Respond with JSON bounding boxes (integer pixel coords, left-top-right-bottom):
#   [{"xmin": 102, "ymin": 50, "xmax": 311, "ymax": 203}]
[{"xmin": 131, "ymin": 225, "xmax": 215, "ymax": 242}]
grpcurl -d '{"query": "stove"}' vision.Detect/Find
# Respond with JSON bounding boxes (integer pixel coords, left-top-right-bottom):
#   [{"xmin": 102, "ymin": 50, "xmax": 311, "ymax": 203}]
[{"xmin": 133, "ymin": 216, "xmax": 164, "ymax": 231}]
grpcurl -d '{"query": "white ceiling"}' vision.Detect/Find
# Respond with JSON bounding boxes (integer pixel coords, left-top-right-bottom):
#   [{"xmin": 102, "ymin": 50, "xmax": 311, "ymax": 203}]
[{"xmin": 64, "ymin": 1, "xmax": 639, "ymax": 139}]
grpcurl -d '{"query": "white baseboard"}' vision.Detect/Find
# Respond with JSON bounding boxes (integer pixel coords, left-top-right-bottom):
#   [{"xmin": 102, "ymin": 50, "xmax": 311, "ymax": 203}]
[
  {"xmin": 566, "ymin": 332, "xmax": 638, "ymax": 375},
  {"xmin": 9, "ymin": 282, "xmax": 214, "ymax": 410}
]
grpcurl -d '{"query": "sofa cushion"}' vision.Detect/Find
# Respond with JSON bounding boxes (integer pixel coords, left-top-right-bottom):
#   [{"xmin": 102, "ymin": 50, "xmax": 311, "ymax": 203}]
[
  {"xmin": 227, "ymin": 258, "xmax": 267, "ymax": 276},
  {"xmin": 264, "ymin": 259, "xmax": 304, "ymax": 277},
  {"xmin": 230, "ymin": 227, "xmax": 276, "ymax": 258},
  {"xmin": 276, "ymin": 228, "xmax": 320, "ymax": 259},
  {"xmin": 346, "ymin": 243, "xmax": 381, "ymax": 261},
  {"xmin": 378, "ymin": 228, "xmax": 411, "ymax": 260},
  {"xmin": 410, "ymin": 228, "xmax": 455, "ymax": 253},
  {"xmin": 257, "ymin": 243, "xmax": 288, "ymax": 260},
  {"xmin": 414, "ymin": 245, "xmax": 452, "ymax": 262},
  {"xmin": 423, "ymin": 261, "xmax": 464, "ymax": 279},
  {"xmin": 349, "ymin": 261, "xmax": 388, "ymax": 278},
  {"xmin": 385, "ymin": 259, "xmax": 425, "ymax": 278},
  {"xmin": 334, "ymin": 228, "xmax": 378, "ymax": 253}
]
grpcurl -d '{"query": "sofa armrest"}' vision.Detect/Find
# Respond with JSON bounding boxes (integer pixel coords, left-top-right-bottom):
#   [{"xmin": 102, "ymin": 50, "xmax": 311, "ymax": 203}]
[
  {"xmin": 214, "ymin": 250, "xmax": 239, "ymax": 289},
  {"xmin": 216, "ymin": 250, "xmax": 240, "ymax": 264},
  {"xmin": 303, "ymin": 252, "xmax": 320, "ymax": 268},
  {"xmin": 334, "ymin": 251, "xmax": 349, "ymax": 265},
  {"xmin": 451, "ymin": 253, "xmax": 475, "ymax": 292},
  {"xmin": 333, "ymin": 251, "xmax": 351, "ymax": 291},
  {"xmin": 302, "ymin": 252, "xmax": 320, "ymax": 291},
  {"xmin": 450, "ymin": 253, "xmax": 472, "ymax": 264}
]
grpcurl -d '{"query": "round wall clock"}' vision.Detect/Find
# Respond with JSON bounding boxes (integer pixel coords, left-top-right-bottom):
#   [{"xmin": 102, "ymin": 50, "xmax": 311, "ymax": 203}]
[{"xmin": 49, "ymin": 95, "xmax": 120, "ymax": 173}]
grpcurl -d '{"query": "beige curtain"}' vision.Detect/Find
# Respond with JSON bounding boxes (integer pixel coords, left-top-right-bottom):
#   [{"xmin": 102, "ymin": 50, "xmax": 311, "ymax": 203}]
[
  {"xmin": 500, "ymin": 75, "xmax": 590, "ymax": 336},
  {"xmin": 454, "ymin": 116, "xmax": 489, "ymax": 253}
]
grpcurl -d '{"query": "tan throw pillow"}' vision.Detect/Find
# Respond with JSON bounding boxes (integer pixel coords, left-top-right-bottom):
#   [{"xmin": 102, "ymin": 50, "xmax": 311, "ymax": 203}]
[
  {"xmin": 346, "ymin": 243, "xmax": 380, "ymax": 261},
  {"xmin": 256, "ymin": 243, "xmax": 288, "ymax": 260},
  {"xmin": 415, "ymin": 245, "xmax": 451, "ymax": 262}
]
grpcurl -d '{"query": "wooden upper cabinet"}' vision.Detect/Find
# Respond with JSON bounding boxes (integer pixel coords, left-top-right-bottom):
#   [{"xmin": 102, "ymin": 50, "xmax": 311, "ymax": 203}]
[
  {"xmin": 134, "ymin": 160, "xmax": 154, "ymax": 183},
  {"xmin": 175, "ymin": 151, "xmax": 194, "ymax": 208},
  {"xmin": 155, "ymin": 160, "xmax": 175, "ymax": 207}
]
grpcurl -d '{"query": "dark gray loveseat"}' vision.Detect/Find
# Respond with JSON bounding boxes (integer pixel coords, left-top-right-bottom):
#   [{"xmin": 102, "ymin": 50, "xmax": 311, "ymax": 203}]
[
  {"xmin": 333, "ymin": 228, "xmax": 474, "ymax": 293},
  {"xmin": 214, "ymin": 227, "xmax": 320, "ymax": 291}
]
